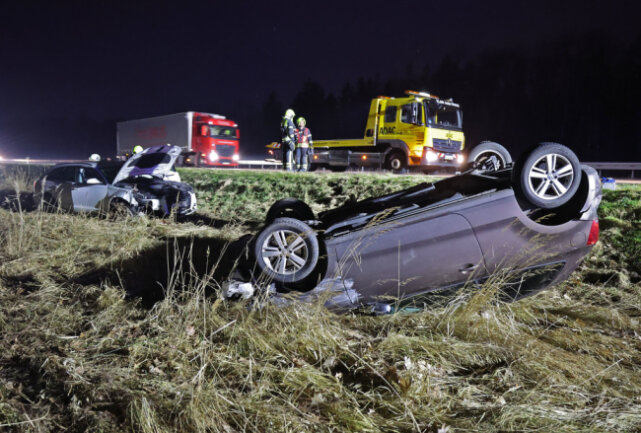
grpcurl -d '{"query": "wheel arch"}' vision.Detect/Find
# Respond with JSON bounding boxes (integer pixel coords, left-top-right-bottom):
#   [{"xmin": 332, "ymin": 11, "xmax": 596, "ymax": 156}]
[
  {"xmin": 378, "ymin": 140, "xmax": 410, "ymax": 164},
  {"xmin": 265, "ymin": 198, "xmax": 315, "ymax": 223}
]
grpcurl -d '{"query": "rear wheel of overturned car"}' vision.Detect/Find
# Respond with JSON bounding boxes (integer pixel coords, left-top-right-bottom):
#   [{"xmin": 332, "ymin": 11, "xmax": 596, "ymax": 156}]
[
  {"xmin": 469, "ymin": 141, "xmax": 512, "ymax": 173},
  {"xmin": 514, "ymin": 142, "xmax": 581, "ymax": 209},
  {"xmin": 254, "ymin": 217, "xmax": 319, "ymax": 284},
  {"xmin": 385, "ymin": 150, "xmax": 406, "ymax": 173}
]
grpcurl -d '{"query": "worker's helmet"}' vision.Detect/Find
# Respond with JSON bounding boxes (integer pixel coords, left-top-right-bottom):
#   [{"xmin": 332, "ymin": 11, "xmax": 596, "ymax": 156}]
[
  {"xmin": 88, "ymin": 153, "xmax": 101, "ymax": 162},
  {"xmin": 284, "ymin": 108, "xmax": 295, "ymax": 119},
  {"xmin": 296, "ymin": 117, "xmax": 306, "ymax": 127},
  {"xmin": 133, "ymin": 145, "xmax": 143, "ymax": 154}
]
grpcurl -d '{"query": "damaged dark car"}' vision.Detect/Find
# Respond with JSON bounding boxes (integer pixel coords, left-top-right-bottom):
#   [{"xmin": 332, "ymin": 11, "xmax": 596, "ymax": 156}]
[
  {"xmin": 234, "ymin": 142, "xmax": 601, "ymax": 312},
  {"xmin": 33, "ymin": 145, "xmax": 197, "ymax": 217}
]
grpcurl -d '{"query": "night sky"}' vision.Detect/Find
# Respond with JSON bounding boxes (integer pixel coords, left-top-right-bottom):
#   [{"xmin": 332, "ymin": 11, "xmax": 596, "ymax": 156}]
[{"xmin": 1, "ymin": 0, "xmax": 640, "ymax": 159}]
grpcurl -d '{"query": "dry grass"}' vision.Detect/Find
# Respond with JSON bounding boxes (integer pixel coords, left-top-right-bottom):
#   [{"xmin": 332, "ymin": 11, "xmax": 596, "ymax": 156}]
[{"xmin": 0, "ymin": 167, "xmax": 640, "ymax": 432}]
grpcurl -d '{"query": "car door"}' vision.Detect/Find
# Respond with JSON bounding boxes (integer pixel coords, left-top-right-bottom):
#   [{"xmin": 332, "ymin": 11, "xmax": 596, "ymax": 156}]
[
  {"xmin": 71, "ymin": 167, "xmax": 109, "ymax": 212},
  {"xmin": 331, "ymin": 208, "xmax": 486, "ymax": 302},
  {"xmin": 48, "ymin": 166, "xmax": 77, "ymax": 211}
]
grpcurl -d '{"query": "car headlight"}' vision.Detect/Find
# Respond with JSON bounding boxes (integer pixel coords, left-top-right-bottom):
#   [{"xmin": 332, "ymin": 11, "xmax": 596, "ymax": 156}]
[
  {"xmin": 209, "ymin": 151, "xmax": 219, "ymax": 161},
  {"xmin": 233, "ymin": 154, "xmax": 240, "ymax": 161}
]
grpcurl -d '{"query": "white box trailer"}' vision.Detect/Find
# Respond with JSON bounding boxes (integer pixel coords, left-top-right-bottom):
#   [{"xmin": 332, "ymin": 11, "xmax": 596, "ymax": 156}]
[{"xmin": 117, "ymin": 111, "xmax": 240, "ymax": 166}]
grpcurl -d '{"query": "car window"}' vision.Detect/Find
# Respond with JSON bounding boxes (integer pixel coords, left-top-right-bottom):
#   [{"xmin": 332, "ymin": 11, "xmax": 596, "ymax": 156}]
[
  {"xmin": 384, "ymin": 105, "xmax": 397, "ymax": 123},
  {"xmin": 401, "ymin": 103, "xmax": 423, "ymax": 125},
  {"xmin": 48, "ymin": 166, "xmax": 76, "ymax": 182},
  {"xmin": 97, "ymin": 163, "xmax": 124, "ymax": 183},
  {"xmin": 78, "ymin": 167, "xmax": 104, "ymax": 184}
]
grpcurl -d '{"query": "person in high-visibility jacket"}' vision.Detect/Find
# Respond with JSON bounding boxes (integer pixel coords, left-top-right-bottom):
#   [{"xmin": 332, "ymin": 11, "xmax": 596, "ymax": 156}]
[
  {"xmin": 280, "ymin": 109, "xmax": 296, "ymax": 171},
  {"xmin": 294, "ymin": 117, "xmax": 313, "ymax": 172}
]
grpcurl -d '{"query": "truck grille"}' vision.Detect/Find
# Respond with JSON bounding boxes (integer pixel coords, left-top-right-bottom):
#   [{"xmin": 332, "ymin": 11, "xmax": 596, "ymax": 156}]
[
  {"xmin": 432, "ymin": 139, "xmax": 462, "ymax": 152},
  {"xmin": 216, "ymin": 144, "xmax": 235, "ymax": 158}
]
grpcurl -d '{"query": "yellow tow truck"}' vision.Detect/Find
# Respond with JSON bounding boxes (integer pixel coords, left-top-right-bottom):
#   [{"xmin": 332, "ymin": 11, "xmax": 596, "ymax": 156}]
[{"xmin": 267, "ymin": 90, "xmax": 466, "ymax": 172}]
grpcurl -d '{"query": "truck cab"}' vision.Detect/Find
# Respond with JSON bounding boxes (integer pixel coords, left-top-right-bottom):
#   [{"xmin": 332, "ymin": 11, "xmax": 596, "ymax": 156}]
[
  {"xmin": 187, "ymin": 113, "xmax": 240, "ymax": 167},
  {"xmin": 311, "ymin": 90, "xmax": 466, "ymax": 172}
]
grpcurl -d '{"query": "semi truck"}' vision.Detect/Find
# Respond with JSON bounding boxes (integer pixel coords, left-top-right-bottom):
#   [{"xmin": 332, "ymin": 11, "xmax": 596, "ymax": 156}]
[
  {"xmin": 267, "ymin": 91, "xmax": 465, "ymax": 172},
  {"xmin": 117, "ymin": 112, "xmax": 240, "ymax": 167}
]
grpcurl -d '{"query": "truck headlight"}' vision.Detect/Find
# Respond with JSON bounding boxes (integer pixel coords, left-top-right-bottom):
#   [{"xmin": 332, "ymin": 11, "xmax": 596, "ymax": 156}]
[
  {"xmin": 457, "ymin": 154, "xmax": 465, "ymax": 164},
  {"xmin": 425, "ymin": 150, "xmax": 438, "ymax": 162},
  {"xmin": 209, "ymin": 151, "xmax": 219, "ymax": 161},
  {"xmin": 232, "ymin": 154, "xmax": 240, "ymax": 161}
]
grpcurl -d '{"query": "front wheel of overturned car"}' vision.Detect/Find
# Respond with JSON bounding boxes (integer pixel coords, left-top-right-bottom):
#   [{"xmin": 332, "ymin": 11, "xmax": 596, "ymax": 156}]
[
  {"xmin": 254, "ymin": 217, "xmax": 319, "ymax": 284},
  {"xmin": 468, "ymin": 141, "xmax": 512, "ymax": 173},
  {"xmin": 514, "ymin": 142, "xmax": 581, "ymax": 209}
]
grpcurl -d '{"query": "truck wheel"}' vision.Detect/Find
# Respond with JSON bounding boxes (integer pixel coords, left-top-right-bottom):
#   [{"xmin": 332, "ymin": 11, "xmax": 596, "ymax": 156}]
[
  {"xmin": 385, "ymin": 151, "xmax": 406, "ymax": 173},
  {"xmin": 513, "ymin": 143, "xmax": 581, "ymax": 209},
  {"xmin": 469, "ymin": 141, "xmax": 512, "ymax": 173},
  {"xmin": 254, "ymin": 218, "xmax": 319, "ymax": 284}
]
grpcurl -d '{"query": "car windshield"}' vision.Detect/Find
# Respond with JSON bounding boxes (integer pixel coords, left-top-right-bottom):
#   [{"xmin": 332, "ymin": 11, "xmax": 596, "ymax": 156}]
[
  {"xmin": 425, "ymin": 102, "xmax": 462, "ymax": 129},
  {"xmin": 199, "ymin": 124, "xmax": 238, "ymax": 139},
  {"xmin": 97, "ymin": 162, "xmax": 124, "ymax": 183}
]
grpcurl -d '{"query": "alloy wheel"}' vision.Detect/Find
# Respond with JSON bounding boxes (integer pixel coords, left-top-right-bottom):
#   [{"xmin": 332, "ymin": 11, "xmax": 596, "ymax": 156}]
[
  {"xmin": 527, "ymin": 153, "xmax": 574, "ymax": 200},
  {"xmin": 261, "ymin": 229, "xmax": 309, "ymax": 275}
]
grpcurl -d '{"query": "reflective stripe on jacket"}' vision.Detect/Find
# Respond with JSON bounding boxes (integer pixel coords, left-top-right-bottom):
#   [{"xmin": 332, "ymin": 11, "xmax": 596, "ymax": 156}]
[{"xmin": 295, "ymin": 127, "xmax": 312, "ymax": 148}]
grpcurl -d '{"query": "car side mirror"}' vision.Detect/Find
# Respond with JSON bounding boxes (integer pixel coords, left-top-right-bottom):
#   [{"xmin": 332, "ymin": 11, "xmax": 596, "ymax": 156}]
[{"xmin": 86, "ymin": 178, "xmax": 102, "ymax": 185}]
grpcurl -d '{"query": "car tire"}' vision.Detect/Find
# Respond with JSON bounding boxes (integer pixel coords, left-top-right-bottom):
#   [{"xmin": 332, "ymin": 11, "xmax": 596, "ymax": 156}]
[
  {"xmin": 385, "ymin": 150, "xmax": 406, "ymax": 173},
  {"xmin": 514, "ymin": 142, "xmax": 581, "ymax": 209},
  {"xmin": 109, "ymin": 199, "xmax": 134, "ymax": 220},
  {"xmin": 254, "ymin": 217, "xmax": 319, "ymax": 284},
  {"xmin": 469, "ymin": 141, "xmax": 512, "ymax": 173},
  {"xmin": 265, "ymin": 198, "xmax": 315, "ymax": 223}
]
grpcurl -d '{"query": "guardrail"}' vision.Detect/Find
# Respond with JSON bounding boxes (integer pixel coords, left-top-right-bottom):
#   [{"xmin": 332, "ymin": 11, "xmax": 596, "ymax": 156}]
[
  {"xmin": 2, "ymin": 158, "xmax": 640, "ymax": 177},
  {"xmin": 584, "ymin": 162, "xmax": 641, "ymax": 178}
]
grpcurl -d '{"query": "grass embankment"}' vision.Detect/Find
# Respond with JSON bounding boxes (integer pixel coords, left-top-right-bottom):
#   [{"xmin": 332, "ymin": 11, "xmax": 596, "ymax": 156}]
[{"xmin": 0, "ymin": 167, "xmax": 640, "ymax": 432}]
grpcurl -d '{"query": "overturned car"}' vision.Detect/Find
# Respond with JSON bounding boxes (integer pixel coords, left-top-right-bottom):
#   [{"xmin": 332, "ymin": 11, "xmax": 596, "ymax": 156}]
[
  {"xmin": 34, "ymin": 145, "xmax": 197, "ymax": 217},
  {"xmin": 234, "ymin": 142, "xmax": 601, "ymax": 312}
]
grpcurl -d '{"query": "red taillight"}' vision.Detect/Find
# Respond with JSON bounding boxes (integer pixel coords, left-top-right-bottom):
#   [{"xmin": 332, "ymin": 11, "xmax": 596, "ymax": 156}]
[{"xmin": 587, "ymin": 220, "xmax": 599, "ymax": 245}]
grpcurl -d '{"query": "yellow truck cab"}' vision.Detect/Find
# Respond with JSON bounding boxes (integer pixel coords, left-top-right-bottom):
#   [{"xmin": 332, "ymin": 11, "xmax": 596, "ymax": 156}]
[{"xmin": 311, "ymin": 90, "xmax": 465, "ymax": 172}]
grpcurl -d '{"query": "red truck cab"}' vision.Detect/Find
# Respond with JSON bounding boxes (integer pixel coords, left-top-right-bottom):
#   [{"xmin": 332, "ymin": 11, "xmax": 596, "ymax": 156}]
[{"xmin": 190, "ymin": 112, "xmax": 240, "ymax": 167}]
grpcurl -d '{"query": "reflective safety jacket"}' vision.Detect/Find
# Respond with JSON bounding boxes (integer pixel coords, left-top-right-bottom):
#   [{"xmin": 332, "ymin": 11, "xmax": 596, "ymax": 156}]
[
  {"xmin": 294, "ymin": 127, "xmax": 313, "ymax": 148},
  {"xmin": 281, "ymin": 117, "xmax": 296, "ymax": 146}
]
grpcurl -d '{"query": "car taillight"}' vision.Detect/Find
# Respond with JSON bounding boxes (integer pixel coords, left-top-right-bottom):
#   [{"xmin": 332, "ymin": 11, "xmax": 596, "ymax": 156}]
[{"xmin": 587, "ymin": 220, "xmax": 599, "ymax": 245}]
